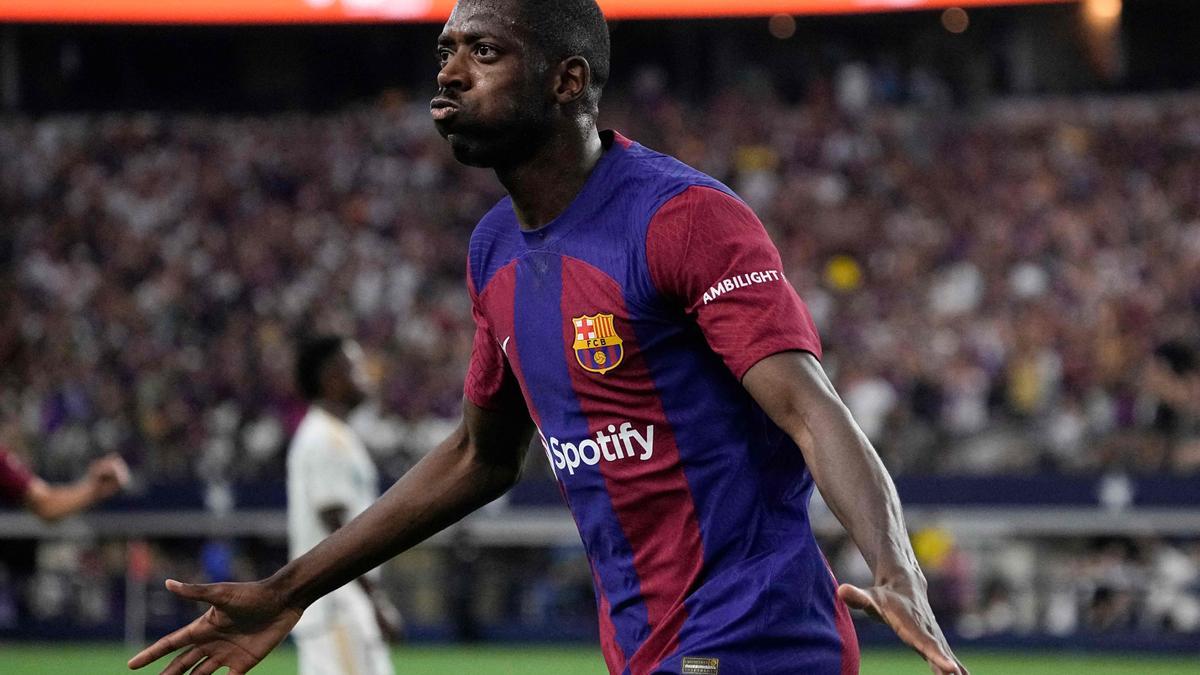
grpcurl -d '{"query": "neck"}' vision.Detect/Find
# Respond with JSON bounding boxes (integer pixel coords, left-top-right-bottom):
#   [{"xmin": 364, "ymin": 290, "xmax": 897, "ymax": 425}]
[
  {"xmin": 495, "ymin": 121, "xmax": 604, "ymax": 231},
  {"xmin": 315, "ymin": 399, "xmax": 353, "ymax": 423}
]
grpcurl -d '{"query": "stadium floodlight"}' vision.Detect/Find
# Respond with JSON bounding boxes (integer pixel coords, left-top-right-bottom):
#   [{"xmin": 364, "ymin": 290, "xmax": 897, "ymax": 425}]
[{"xmin": 0, "ymin": 0, "xmax": 1079, "ymax": 24}]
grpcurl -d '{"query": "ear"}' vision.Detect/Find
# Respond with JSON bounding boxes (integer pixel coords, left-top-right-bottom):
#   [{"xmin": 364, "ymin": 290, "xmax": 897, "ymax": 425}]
[{"xmin": 552, "ymin": 55, "xmax": 592, "ymax": 106}]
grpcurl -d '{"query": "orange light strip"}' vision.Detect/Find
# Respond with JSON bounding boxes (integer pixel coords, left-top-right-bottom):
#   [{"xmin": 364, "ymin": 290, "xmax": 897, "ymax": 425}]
[{"xmin": 0, "ymin": 1, "xmax": 1074, "ymax": 24}]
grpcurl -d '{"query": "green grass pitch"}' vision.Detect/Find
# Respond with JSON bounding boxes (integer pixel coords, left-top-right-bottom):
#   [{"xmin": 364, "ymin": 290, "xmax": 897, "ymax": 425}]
[{"xmin": 0, "ymin": 644, "xmax": 1193, "ymax": 674}]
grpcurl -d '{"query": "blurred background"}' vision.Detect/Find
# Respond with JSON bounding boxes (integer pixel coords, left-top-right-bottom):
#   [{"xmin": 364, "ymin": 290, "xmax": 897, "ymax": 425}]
[{"xmin": 1, "ymin": 0, "xmax": 1198, "ymax": 670}]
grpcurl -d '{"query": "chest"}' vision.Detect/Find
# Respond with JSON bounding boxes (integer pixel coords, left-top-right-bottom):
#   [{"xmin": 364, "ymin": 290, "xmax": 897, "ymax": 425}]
[{"xmin": 477, "ymin": 251, "xmax": 685, "ymax": 431}]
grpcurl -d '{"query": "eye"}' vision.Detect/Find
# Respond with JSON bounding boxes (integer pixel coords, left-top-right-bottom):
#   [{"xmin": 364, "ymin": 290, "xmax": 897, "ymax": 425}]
[
  {"xmin": 473, "ymin": 43, "xmax": 498, "ymax": 60},
  {"xmin": 436, "ymin": 47, "xmax": 452, "ymax": 66}
]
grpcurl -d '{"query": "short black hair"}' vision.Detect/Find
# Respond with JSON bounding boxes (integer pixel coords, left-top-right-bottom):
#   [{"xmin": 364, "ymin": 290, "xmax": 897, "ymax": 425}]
[
  {"xmin": 518, "ymin": 0, "xmax": 610, "ymax": 112},
  {"xmin": 295, "ymin": 335, "xmax": 346, "ymax": 401}
]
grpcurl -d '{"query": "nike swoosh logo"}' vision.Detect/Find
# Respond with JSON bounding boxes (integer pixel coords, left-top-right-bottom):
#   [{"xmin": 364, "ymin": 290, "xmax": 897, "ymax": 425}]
[{"xmin": 501, "ymin": 337, "xmax": 511, "ymax": 354}]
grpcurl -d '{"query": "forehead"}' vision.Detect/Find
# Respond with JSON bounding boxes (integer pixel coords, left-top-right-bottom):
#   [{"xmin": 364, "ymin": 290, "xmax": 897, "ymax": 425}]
[{"xmin": 441, "ymin": 0, "xmax": 525, "ymax": 41}]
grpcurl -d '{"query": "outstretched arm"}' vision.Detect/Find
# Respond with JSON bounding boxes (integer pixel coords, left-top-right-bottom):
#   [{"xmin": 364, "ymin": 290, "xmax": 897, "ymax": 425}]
[
  {"xmin": 128, "ymin": 399, "xmax": 532, "ymax": 675},
  {"xmin": 318, "ymin": 505, "xmax": 406, "ymax": 642},
  {"xmin": 742, "ymin": 351, "xmax": 967, "ymax": 675},
  {"xmin": 25, "ymin": 454, "xmax": 130, "ymax": 522},
  {"xmin": 641, "ymin": 185, "xmax": 963, "ymax": 673}
]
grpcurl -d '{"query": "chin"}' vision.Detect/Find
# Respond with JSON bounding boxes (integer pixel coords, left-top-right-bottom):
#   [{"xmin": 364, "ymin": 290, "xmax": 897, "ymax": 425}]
[
  {"xmin": 448, "ymin": 137, "xmax": 498, "ymax": 167},
  {"xmin": 446, "ymin": 134, "xmax": 509, "ymax": 168}
]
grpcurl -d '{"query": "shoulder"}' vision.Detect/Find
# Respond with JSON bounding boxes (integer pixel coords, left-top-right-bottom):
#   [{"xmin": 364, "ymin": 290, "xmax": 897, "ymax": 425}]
[
  {"xmin": 615, "ymin": 142, "xmax": 753, "ymax": 249},
  {"xmin": 645, "ymin": 183, "xmax": 759, "ymax": 263},
  {"xmin": 618, "ymin": 141, "xmax": 736, "ymax": 215},
  {"xmin": 468, "ymin": 196, "xmax": 521, "ymax": 296},
  {"xmin": 569, "ymin": 136, "xmax": 748, "ymax": 301},
  {"xmin": 289, "ymin": 410, "xmax": 338, "ymax": 456}
]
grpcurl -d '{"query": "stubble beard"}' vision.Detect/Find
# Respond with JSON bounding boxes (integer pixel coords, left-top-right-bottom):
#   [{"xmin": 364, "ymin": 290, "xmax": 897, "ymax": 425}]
[{"xmin": 439, "ymin": 88, "xmax": 553, "ymax": 169}]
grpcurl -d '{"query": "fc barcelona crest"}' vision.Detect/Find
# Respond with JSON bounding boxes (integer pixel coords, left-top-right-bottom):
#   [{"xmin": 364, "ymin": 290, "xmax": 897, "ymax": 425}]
[{"xmin": 572, "ymin": 313, "xmax": 624, "ymax": 375}]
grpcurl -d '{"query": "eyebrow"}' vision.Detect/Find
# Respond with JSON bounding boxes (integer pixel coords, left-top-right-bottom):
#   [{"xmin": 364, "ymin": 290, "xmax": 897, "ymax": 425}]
[{"xmin": 438, "ymin": 31, "xmax": 487, "ymax": 47}]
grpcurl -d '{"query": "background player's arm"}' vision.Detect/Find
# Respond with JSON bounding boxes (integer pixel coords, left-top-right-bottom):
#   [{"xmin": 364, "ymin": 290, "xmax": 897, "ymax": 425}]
[
  {"xmin": 742, "ymin": 352, "xmax": 966, "ymax": 675},
  {"xmin": 128, "ymin": 399, "xmax": 532, "ymax": 674},
  {"xmin": 24, "ymin": 454, "xmax": 130, "ymax": 522},
  {"xmin": 317, "ymin": 505, "xmax": 405, "ymax": 641}
]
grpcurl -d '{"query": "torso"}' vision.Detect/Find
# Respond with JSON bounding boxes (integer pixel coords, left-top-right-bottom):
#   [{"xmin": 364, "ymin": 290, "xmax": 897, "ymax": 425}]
[{"xmin": 467, "ymin": 132, "xmax": 857, "ymax": 674}]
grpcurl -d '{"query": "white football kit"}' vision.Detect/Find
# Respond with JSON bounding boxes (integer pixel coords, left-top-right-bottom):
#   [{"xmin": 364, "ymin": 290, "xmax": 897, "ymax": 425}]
[{"xmin": 287, "ymin": 406, "xmax": 394, "ymax": 675}]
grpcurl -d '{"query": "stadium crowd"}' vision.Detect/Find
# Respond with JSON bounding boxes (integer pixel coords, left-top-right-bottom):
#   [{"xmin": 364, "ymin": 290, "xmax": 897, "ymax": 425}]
[
  {"xmin": 2, "ymin": 89, "xmax": 1199, "ymax": 484},
  {"xmin": 2, "ymin": 77, "xmax": 1200, "ymax": 642},
  {"xmin": 830, "ymin": 532, "xmax": 1200, "ymax": 638}
]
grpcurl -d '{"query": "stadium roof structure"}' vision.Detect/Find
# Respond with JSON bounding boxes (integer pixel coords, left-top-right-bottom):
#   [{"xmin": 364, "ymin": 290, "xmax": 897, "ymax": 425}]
[{"xmin": 0, "ymin": 0, "xmax": 1078, "ymax": 24}]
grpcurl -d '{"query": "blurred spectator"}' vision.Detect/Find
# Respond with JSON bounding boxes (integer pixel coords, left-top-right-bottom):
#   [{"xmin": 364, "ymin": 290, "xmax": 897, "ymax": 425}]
[
  {"xmin": 0, "ymin": 444, "xmax": 129, "ymax": 522},
  {"xmin": 1141, "ymin": 342, "xmax": 1200, "ymax": 472},
  {"xmin": 1, "ymin": 91, "xmax": 1199, "ymax": 487}
]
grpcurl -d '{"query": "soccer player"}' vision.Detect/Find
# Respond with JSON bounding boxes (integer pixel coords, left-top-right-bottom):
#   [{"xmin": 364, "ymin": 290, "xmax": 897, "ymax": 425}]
[
  {"xmin": 0, "ymin": 445, "xmax": 129, "ymax": 522},
  {"xmin": 288, "ymin": 336, "xmax": 403, "ymax": 675},
  {"xmin": 129, "ymin": 2, "xmax": 967, "ymax": 674}
]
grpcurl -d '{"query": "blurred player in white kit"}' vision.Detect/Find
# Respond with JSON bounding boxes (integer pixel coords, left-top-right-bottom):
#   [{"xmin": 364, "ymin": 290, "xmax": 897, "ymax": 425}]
[{"xmin": 288, "ymin": 336, "xmax": 403, "ymax": 675}]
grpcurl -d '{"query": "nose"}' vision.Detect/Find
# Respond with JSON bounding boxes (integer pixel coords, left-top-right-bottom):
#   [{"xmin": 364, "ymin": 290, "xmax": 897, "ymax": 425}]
[{"xmin": 436, "ymin": 49, "xmax": 469, "ymax": 92}]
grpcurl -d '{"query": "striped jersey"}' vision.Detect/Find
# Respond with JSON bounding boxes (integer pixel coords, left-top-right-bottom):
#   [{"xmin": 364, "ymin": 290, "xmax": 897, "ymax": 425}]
[{"xmin": 465, "ymin": 131, "xmax": 859, "ymax": 675}]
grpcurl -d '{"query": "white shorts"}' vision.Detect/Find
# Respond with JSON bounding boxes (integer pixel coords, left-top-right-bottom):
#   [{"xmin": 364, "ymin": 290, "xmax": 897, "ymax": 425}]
[{"xmin": 294, "ymin": 601, "xmax": 394, "ymax": 675}]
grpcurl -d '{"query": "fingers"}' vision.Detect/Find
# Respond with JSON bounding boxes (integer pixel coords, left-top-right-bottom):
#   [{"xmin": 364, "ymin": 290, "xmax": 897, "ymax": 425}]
[
  {"xmin": 91, "ymin": 455, "xmax": 122, "ymax": 477},
  {"xmin": 106, "ymin": 454, "xmax": 132, "ymax": 486},
  {"xmin": 898, "ymin": 620, "xmax": 957, "ymax": 673},
  {"xmin": 836, "ymin": 584, "xmax": 882, "ymax": 620},
  {"xmin": 191, "ymin": 657, "xmax": 226, "ymax": 675},
  {"xmin": 835, "ymin": 583, "xmax": 869, "ymax": 608},
  {"xmin": 161, "ymin": 648, "xmax": 205, "ymax": 675},
  {"xmin": 128, "ymin": 623, "xmax": 199, "ymax": 669},
  {"xmin": 844, "ymin": 583, "xmax": 961, "ymax": 675},
  {"xmin": 89, "ymin": 455, "xmax": 131, "ymax": 497},
  {"xmin": 929, "ymin": 659, "xmax": 965, "ymax": 675},
  {"xmin": 905, "ymin": 626, "xmax": 960, "ymax": 674},
  {"xmin": 937, "ymin": 652, "xmax": 968, "ymax": 675},
  {"xmin": 929, "ymin": 662, "xmax": 960, "ymax": 675},
  {"xmin": 167, "ymin": 579, "xmax": 224, "ymax": 604},
  {"xmin": 130, "ymin": 583, "xmax": 226, "ymax": 669}
]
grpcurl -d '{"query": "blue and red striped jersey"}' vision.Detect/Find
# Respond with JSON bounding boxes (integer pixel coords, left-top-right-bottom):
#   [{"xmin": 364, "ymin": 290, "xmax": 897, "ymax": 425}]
[{"xmin": 465, "ymin": 132, "xmax": 859, "ymax": 675}]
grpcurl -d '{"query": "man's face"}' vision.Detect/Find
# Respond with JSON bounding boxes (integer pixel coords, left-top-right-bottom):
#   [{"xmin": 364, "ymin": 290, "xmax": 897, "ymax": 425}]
[
  {"xmin": 345, "ymin": 342, "xmax": 373, "ymax": 407},
  {"xmin": 432, "ymin": 0, "xmax": 552, "ymax": 167},
  {"xmin": 325, "ymin": 341, "xmax": 371, "ymax": 409}
]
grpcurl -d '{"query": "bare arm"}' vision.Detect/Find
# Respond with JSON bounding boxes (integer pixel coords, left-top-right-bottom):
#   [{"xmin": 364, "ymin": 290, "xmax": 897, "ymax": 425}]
[
  {"xmin": 129, "ymin": 399, "xmax": 532, "ymax": 674},
  {"xmin": 742, "ymin": 351, "xmax": 966, "ymax": 675},
  {"xmin": 316, "ymin": 505, "xmax": 404, "ymax": 641},
  {"xmin": 316, "ymin": 506, "xmax": 379, "ymax": 597},
  {"xmin": 25, "ymin": 454, "xmax": 129, "ymax": 522},
  {"xmin": 275, "ymin": 401, "xmax": 531, "ymax": 608}
]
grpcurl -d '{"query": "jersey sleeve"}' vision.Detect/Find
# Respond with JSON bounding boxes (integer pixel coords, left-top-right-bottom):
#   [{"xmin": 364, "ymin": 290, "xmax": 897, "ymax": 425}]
[
  {"xmin": 0, "ymin": 448, "xmax": 35, "ymax": 506},
  {"xmin": 646, "ymin": 185, "xmax": 822, "ymax": 380},
  {"xmin": 464, "ymin": 267, "xmax": 524, "ymax": 412}
]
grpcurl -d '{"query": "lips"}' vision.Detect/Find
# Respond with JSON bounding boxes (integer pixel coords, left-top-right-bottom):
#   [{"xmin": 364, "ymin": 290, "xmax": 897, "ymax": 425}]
[{"xmin": 430, "ymin": 97, "xmax": 460, "ymax": 121}]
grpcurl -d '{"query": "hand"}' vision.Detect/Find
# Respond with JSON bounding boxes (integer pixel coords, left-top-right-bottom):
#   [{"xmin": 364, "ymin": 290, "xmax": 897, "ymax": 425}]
[
  {"xmin": 838, "ymin": 575, "xmax": 968, "ymax": 675},
  {"xmin": 373, "ymin": 595, "xmax": 406, "ymax": 644},
  {"xmin": 128, "ymin": 579, "xmax": 303, "ymax": 675},
  {"xmin": 87, "ymin": 454, "xmax": 130, "ymax": 500}
]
